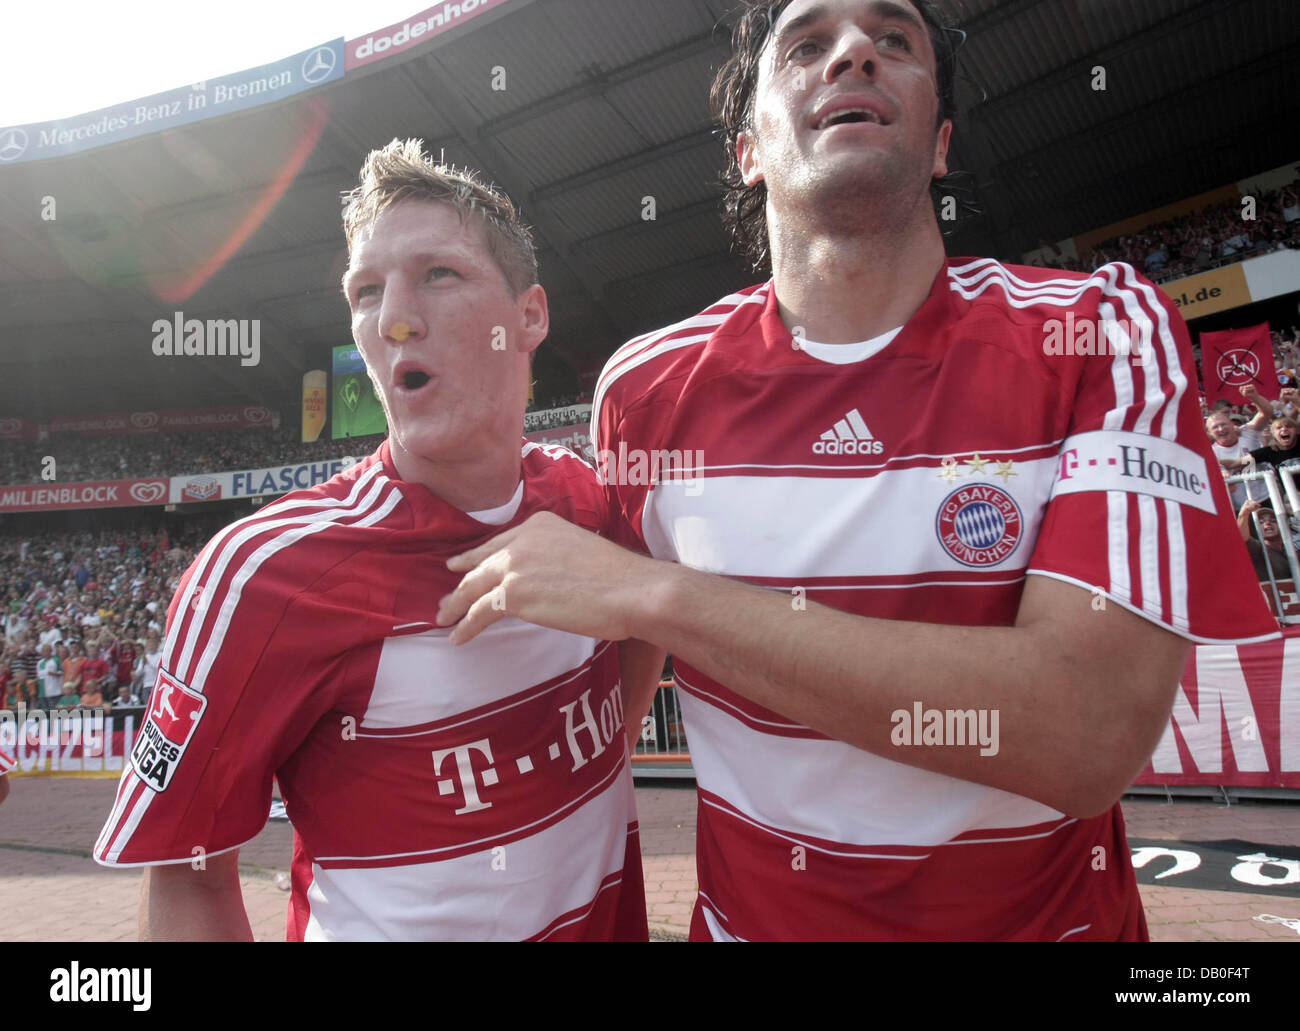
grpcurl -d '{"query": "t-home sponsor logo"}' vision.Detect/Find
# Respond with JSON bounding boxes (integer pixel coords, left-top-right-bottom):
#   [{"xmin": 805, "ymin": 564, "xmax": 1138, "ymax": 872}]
[
  {"xmin": 595, "ymin": 443, "xmax": 705, "ymax": 496},
  {"xmin": 151, "ymin": 312, "xmax": 260, "ymax": 366},
  {"xmin": 1042, "ymin": 312, "xmax": 1154, "ymax": 366},
  {"xmin": 891, "ymin": 702, "xmax": 1000, "ymax": 756},
  {"xmin": 50, "ymin": 963, "xmax": 150, "ymax": 1011},
  {"xmin": 1052, "ymin": 430, "xmax": 1216, "ymax": 515}
]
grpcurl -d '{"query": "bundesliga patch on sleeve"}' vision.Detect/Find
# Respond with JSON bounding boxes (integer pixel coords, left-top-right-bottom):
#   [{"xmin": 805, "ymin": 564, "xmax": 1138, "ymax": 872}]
[
  {"xmin": 1050, "ymin": 430, "xmax": 1216, "ymax": 514},
  {"xmin": 131, "ymin": 669, "xmax": 207, "ymax": 792}
]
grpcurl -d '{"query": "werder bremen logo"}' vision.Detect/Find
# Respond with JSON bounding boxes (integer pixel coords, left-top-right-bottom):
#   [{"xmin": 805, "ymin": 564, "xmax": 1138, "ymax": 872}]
[{"xmin": 341, "ymin": 375, "xmax": 362, "ymax": 411}]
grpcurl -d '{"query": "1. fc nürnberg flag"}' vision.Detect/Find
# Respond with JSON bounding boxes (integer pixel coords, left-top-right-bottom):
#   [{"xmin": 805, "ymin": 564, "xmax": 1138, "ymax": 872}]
[{"xmin": 1201, "ymin": 323, "xmax": 1278, "ymax": 406}]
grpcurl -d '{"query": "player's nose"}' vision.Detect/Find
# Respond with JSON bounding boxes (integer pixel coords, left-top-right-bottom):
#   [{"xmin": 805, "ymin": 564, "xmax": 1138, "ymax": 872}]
[
  {"xmin": 823, "ymin": 25, "xmax": 881, "ymax": 84},
  {"xmin": 378, "ymin": 286, "xmax": 427, "ymax": 345}
]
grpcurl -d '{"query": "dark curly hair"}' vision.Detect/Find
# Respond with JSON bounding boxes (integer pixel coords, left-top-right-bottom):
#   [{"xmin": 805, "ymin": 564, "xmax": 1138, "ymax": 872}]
[{"xmin": 711, "ymin": 0, "xmax": 962, "ymax": 271}]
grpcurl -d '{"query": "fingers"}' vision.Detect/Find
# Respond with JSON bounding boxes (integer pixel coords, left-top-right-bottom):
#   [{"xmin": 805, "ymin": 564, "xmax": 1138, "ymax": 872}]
[
  {"xmin": 447, "ymin": 587, "xmax": 510, "ymax": 646},
  {"xmin": 436, "ymin": 557, "xmax": 505, "ymax": 628},
  {"xmin": 445, "ymin": 523, "xmax": 522, "ymax": 573}
]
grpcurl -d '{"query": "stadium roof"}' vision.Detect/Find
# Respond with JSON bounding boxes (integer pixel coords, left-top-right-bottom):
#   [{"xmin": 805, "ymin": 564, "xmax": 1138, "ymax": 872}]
[{"xmin": 1, "ymin": 0, "xmax": 1297, "ymax": 420}]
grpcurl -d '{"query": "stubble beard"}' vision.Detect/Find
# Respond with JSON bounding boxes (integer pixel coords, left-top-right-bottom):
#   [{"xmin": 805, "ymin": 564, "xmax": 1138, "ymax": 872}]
[{"xmin": 769, "ymin": 147, "xmax": 933, "ymax": 254}]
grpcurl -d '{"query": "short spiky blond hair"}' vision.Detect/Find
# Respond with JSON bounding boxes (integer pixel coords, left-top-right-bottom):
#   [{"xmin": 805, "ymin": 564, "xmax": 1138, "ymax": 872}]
[{"xmin": 341, "ymin": 138, "xmax": 538, "ymax": 294}]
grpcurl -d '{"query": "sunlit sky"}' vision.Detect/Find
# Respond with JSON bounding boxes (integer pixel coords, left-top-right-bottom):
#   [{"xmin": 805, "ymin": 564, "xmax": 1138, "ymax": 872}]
[{"xmin": 0, "ymin": 0, "xmax": 431, "ymax": 126}]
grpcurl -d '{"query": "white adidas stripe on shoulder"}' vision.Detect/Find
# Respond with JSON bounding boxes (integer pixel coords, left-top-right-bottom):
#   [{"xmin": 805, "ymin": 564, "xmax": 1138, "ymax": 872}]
[
  {"xmin": 166, "ymin": 461, "xmax": 395, "ymax": 677},
  {"xmin": 188, "ymin": 476, "xmax": 402, "ymax": 690},
  {"xmin": 102, "ymin": 470, "xmax": 404, "ymax": 863},
  {"xmin": 591, "ymin": 285, "xmax": 769, "ymax": 449}
]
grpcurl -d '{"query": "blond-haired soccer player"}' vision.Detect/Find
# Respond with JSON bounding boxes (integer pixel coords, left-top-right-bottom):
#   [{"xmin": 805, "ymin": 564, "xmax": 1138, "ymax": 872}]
[{"xmin": 95, "ymin": 140, "xmax": 652, "ymax": 941}]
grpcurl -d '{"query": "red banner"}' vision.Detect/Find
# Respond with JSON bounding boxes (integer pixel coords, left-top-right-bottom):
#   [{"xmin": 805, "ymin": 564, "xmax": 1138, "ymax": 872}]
[
  {"xmin": 47, "ymin": 405, "xmax": 275, "ymax": 436},
  {"xmin": 0, "ymin": 417, "xmax": 40, "ymax": 439},
  {"xmin": 1201, "ymin": 323, "xmax": 1279, "ymax": 405},
  {"xmin": 0, "ymin": 478, "xmax": 168, "ymax": 513},
  {"xmin": 345, "ymin": 0, "xmax": 512, "ymax": 70},
  {"xmin": 1136, "ymin": 626, "xmax": 1300, "ymax": 787}
]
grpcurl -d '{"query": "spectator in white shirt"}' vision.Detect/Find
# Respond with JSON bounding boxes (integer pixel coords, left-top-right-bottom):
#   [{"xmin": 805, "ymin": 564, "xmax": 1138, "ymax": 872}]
[
  {"xmin": 37, "ymin": 643, "xmax": 63, "ymax": 712},
  {"xmin": 1207, "ymin": 384, "xmax": 1274, "ymax": 508}
]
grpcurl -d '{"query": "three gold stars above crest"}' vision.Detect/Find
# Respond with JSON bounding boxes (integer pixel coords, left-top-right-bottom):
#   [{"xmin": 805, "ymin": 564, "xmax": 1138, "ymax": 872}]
[{"xmin": 939, "ymin": 453, "xmax": 1017, "ymax": 484}]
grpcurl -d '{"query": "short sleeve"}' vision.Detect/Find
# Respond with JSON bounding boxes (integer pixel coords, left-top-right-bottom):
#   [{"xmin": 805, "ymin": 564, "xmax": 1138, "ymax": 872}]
[
  {"xmin": 94, "ymin": 525, "xmax": 351, "ymax": 866},
  {"xmin": 591, "ymin": 363, "xmax": 651, "ymax": 554},
  {"xmin": 1027, "ymin": 263, "xmax": 1279, "ymax": 643}
]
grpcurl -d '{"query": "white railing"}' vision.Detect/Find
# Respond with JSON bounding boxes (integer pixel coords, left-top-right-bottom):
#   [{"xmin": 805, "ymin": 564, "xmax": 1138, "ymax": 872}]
[{"xmin": 1226, "ymin": 466, "xmax": 1300, "ymax": 624}]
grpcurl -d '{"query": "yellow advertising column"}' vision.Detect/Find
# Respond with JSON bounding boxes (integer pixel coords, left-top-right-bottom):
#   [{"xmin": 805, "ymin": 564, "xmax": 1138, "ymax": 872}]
[{"xmin": 302, "ymin": 369, "xmax": 327, "ymax": 443}]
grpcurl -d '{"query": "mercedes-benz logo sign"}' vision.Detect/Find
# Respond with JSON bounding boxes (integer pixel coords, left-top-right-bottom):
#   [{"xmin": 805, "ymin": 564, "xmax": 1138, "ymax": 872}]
[
  {"xmin": 0, "ymin": 128, "xmax": 29, "ymax": 163},
  {"xmin": 302, "ymin": 46, "xmax": 337, "ymax": 84}
]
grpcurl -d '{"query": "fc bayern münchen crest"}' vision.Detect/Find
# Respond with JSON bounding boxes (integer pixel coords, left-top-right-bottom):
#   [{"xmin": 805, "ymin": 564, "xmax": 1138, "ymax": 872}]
[{"xmin": 935, "ymin": 484, "xmax": 1023, "ymax": 567}]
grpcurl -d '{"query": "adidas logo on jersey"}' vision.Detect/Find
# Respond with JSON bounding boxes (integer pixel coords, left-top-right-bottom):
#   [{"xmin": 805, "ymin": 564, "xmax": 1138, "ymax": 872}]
[{"xmin": 813, "ymin": 409, "xmax": 883, "ymax": 455}]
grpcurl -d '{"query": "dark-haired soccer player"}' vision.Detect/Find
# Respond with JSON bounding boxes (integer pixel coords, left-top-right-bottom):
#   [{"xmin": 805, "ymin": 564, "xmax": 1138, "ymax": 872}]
[
  {"xmin": 439, "ymin": 0, "xmax": 1278, "ymax": 940},
  {"xmin": 95, "ymin": 140, "xmax": 651, "ymax": 942}
]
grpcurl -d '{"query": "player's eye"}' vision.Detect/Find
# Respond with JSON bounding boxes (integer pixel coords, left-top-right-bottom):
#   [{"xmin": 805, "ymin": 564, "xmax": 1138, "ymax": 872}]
[
  {"xmin": 426, "ymin": 266, "xmax": 459, "ymax": 282},
  {"xmin": 787, "ymin": 38, "xmax": 823, "ymax": 61},
  {"xmin": 875, "ymin": 28, "xmax": 913, "ymax": 51},
  {"xmin": 354, "ymin": 283, "xmax": 380, "ymax": 300}
]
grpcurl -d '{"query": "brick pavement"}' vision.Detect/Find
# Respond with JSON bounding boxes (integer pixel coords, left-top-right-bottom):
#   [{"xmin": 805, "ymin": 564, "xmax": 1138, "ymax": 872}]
[{"xmin": 1, "ymin": 777, "xmax": 1296, "ymax": 941}]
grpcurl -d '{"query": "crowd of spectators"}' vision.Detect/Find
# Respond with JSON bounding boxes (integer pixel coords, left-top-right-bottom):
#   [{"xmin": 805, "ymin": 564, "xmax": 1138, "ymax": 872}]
[
  {"xmin": 1203, "ymin": 355, "xmax": 1300, "ymax": 588},
  {"xmin": 0, "ymin": 523, "xmax": 221, "ymax": 712},
  {"xmin": 524, "ymin": 390, "xmax": 590, "ymax": 415},
  {"xmin": 0, "ymin": 426, "xmax": 385, "ymax": 487},
  {"xmin": 2, "ymin": 393, "xmax": 597, "ymax": 486},
  {"xmin": 1038, "ymin": 179, "xmax": 1300, "ymax": 284}
]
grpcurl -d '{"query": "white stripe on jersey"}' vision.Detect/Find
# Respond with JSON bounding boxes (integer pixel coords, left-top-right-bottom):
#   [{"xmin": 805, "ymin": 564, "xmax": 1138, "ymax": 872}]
[
  {"xmin": 1106, "ymin": 491, "xmax": 1132, "ymax": 605},
  {"xmin": 0, "ymin": 749, "xmax": 14, "ymax": 774},
  {"xmin": 1165, "ymin": 500, "xmax": 1190, "ymax": 631},
  {"xmin": 642, "ymin": 460, "xmax": 1055, "ymax": 579},
  {"xmin": 590, "ymin": 287, "xmax": 768, "ymax": 448},
  {"xmin": 1137, "ymin": 492, "xmax": 1162, "ymax": 616},
  {"xmin": 301, "ymin": 775, "xmax": 636, "ymax": 940},
  {"xmin": 696, "ymin": 892, "xmax": 748, "ymax": 942},
  {"xmin": 676, "ymin": 437, "xmax": 1063, "ymax": 475},
  {"xmin": 99, "ymin": 467, "xmax": 401, "ymax": 863},
  {"xmin": 676, "ymin": 684, "xmax": 1062, "ymax": 849},
  {"xmin": 359, "ymin": 633, "xmax": 606, "ymax": 731}
]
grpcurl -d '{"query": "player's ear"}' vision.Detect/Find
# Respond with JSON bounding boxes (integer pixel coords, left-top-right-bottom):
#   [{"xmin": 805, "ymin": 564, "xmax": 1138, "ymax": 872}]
[
  {"xmin": 738, "ymin": 130, "xmax": 764, "ymax": 187},
  {"xmin": 516, "ymin": 284, "xmax": 549, "ymax": 355},
  {"xmin": 932, "ymin": 119, "xmax": 953, "ymax": 179}
]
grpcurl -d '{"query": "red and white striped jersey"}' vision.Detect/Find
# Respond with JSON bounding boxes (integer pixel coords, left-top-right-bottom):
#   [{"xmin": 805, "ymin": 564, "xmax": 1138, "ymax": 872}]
[
  {"xmin": 593, "ymin": 258, "xmax": 1278, "ymax": 941},
  {"xmin": 0, "ymin": 748, "xmax": 14, "ymax": 775},
  {"xmin": 94, "ymin": 439, "xmax": 647, "ymax": 942}
]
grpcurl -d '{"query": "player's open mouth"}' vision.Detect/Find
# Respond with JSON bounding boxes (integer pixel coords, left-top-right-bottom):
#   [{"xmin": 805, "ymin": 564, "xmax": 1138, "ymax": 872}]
[
  {"xmin": 815, "ymin": 109, "xmax": 887, "ymax": 129},
  {"xmin": 393, "ymin": 361, "xmax": 435, "ymax": 393}
]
